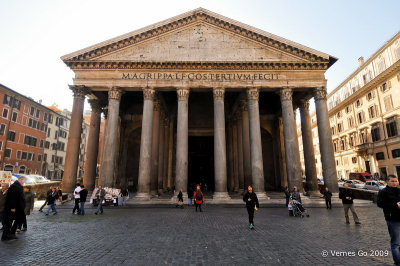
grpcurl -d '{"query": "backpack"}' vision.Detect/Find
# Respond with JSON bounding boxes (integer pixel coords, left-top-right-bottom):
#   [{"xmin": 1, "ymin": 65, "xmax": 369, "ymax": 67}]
[{"xmin": 195, "ymin": 190, "xmax": 202, "ymax": 201}]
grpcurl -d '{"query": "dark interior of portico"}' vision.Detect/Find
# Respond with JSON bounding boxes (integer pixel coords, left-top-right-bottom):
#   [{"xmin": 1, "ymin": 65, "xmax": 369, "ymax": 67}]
[{"xmin": 188, "ymin": 136, "xmax": 214, "ymax": 192}]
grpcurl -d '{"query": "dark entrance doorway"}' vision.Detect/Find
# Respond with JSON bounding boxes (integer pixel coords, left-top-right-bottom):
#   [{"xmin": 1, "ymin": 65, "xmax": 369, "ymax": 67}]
[{"xmin": 188, "ymin": 136, "xmax": 214, "ymax": 192}]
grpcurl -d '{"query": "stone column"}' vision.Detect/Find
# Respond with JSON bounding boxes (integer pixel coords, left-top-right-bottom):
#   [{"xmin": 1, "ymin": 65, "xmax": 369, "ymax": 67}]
[
  {"xmin": 175, "ymin": 88, "xmax": 189, "ymax": 196},
  {"xmin": 157, "ymin": 112, "xmax": 165, "ymax": 194},
  {"xmin": 62, "ymin": 85, "xmax": 89, "ymax": 192},
  {"xmin": 83, "ymin": 99, "xmax": 102, "ymax": 191},
  {"xmin": 279, "ymin": 88, "xmax": 303, "ymax": 191},
  {"xmin": 226, "ymin": 121, "xmax": 234, "ymax": 192},
  {"xmin": 236, "ymin": 113, "xmax": 245, "ymax": 192},
  {"xmin": 298, "ymin": 99, "xmax": 319, "ymax": 196},
  {"xmin": 162, "ymin": 117, "xmax": 170, "ymax": 191},
  {"xmin": 213, "ymin": 88, "xmax": 230, "ymax": 199},
  {"xmin": 314, "ymin": 87, "xmax": 339, "ymax": 193},
  {"xmin": 368, "ymin": 153, "xmax": 377, "ymax": 174},
  {"xmin": 150, "ymin": 100, "xmax": 160, "ymax": 195},
  {"xmin": 167, "ymin": 118, "xmax": 174, "ymax": 190},
  {"xmin": 232, "ymin": 120, "xmax": 239, "ymax": 192},
  {"xmin": 98, "ymin": 88, "xmax": 123, "ymax": 188},
  {"xmin": 247, "ymin": 88, "xmax": 267, "ymax": 198},
  {"xmin": 241, "ymin": 100, "xmax": 252, "ymax": 189},
  {"xmin": 136, "ymin": 88, "xmax": 156, "ymax": 199}
]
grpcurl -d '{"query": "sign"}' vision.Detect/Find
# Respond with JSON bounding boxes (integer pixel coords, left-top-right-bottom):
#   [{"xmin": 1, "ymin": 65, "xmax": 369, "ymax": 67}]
[
  {"xmin": 122, "ymin": 72, "xmax": 280, "ymax": 81},
  {"xmin": 0, "ymin": 171, "xmax": 12, "ymax": 184}
]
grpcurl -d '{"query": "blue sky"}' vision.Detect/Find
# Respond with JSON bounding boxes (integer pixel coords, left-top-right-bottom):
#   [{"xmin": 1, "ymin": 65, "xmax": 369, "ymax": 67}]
[{"xmin": 0, "ymin": 0, "xmax": 399, "ymax": 110}]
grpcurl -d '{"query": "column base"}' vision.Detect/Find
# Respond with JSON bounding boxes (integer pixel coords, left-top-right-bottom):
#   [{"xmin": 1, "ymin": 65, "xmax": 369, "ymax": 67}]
[
  {"xmin": 306, "ymin": 190, "xmax": 322, "ymax": 198},
  {"xmin": 150, "ymin": 190, "xmax": 158, "ymax": 196},
  {"xmin": 134, "ymin": 192, "xmax": 151, "ymax": 200},
  {"xmin": 255, "ymin": 191, "xmax": 269, "ymax": 200},
  {"xmin": 213, "ymin": 192, "xmax": 231, "ymax": 200},
  {"xmin": 331, "ymin": 192, "xmax": 339, "ymax": 198}
]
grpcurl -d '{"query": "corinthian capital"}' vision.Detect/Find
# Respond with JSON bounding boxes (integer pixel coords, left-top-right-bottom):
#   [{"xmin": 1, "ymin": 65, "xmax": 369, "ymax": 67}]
[
  {"xmin": 108, "ymin": 87, "xmax": 123, "ymax": 101},
  {"xmin": 298, "ymin": 99, "xmax": 310, "ymax": 111},
  {"xmin": 213, "ymin": 87, "xmax": 225, "ymax": 101},
  {"xmin": 88, "ymin": 99, "xmax": 102, "ymax": 112},
  {"xmin": 278, "ymin": 88, "xmax": 292, "ymax": 102},
  {"xmin": 177, "ymin": 88, "xmax": 190, "ymax": 101},
  {"xmin": 143, "ymin": 87, "xmax": 156, "ymax": 100},
  {"xmin": 314, "ymin": 87, "xmax": 327, "ymax": 101},
  {"xmin": 69, "ymin": 85, "xmax": 90, "ymax": 99},
  {"xmin": 247, "ymin": 87, "xmax": 259, "ymax": 101}
]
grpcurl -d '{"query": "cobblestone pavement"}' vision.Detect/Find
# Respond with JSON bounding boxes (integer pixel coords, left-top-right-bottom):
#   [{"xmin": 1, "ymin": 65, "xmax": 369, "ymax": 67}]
[{"xmin": 0, "ymin": 203, "xmax": 394, "ymax": 266}]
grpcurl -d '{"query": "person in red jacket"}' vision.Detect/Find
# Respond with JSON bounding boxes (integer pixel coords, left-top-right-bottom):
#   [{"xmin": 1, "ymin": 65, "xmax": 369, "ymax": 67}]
[{"xmin": 193, "ymin": 184, "xmax": 204, "ymax": 212}]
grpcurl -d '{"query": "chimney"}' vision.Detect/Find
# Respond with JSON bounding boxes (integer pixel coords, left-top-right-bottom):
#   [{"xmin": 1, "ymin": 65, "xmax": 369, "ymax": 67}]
[{"xmin": 358, "ymin": 56, "xmax": 364, "ymax": 67}]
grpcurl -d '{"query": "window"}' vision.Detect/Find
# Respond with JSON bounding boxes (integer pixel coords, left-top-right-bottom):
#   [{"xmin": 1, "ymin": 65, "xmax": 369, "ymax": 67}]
[
  {"xmin": 51, "ymin": 155, "xmax": 55, "ymax": 163},
  {"xmin": 47, "ymin": 128, "xmax": 51, "ymax": 137},
  {"xmin": 356, "ymin": 99, "xmax": 362, "ymax": 107},
  {"xmin": 17, "ymin": 150, "xmax": 22, "ymax": 159},
  {"xmin": 3, "ymin": 95, "xmax": 11, "ymax": 105},
  {"xmin": 340, "ymin": 139, "xmax": 346, "ymax": 151},
  {"xmin": 44, "ymin": 153, "xmax": 47, "ymax": 162},
  {"xmin": 371, "ymin": 126, "xmax": 381, "ymax": 142},
  {"xmin": 348, "ymin": 117, "xmax": 354, "ymax": 128},
  {"xmin": 54, "ymin": 131, "xmax": 58, "ymax": 139},
  {"xmin": 45, "ymin": 141, "xmax": 50, "ymax": 149},
  {"xmin": 381, "ymin": 81, "xmax": 391, "ymax": 92},
  {"xmin": 384, "ymin": 95, "xmax": 394, "ymax": 112},
  {"xmin": 366, "ymin": 91, "xmax": 374, "ymax": 101},
  {"xmin": 48, "ymin": 114, "xmax": 53, "ymax": 124},
  {"xmin": 376, "ymin": 152, "xmax": 385, "ymax": 161},
  {"xmin": 19, "ymin": 166, "xmax": 26, "ymax": 174},
  {"xmin": 38, "ymin": 154, "xmax": 42, "ymax": 161},
  {"xmin": 11, "ymin": 112, "xmax": 17, "ymax": 122},
  {"xmin": 337, "ymin": 123, "xmax": 343, "ymax": 133},
  {"xmin": 35, "ymin": 109, "xmax": 40, "ymax": 118},
  {"xmin": 0, "ymin": 141, "xmax": 2, "ymax": 151},
  {"xmin": 337, "ymin": 111, "xmax": 342, "ymax": 118},
  {"xmin": 368, "ymin": 105, "xmax": 378, "ymax": 119},
  {"xmin": 357, "ymin": 112, "xmax": 365, "ymax": 124},
  {"xmin": 57, "ymin": 141, "xmax": 65, "ymax": 151},
  {"xmin": 333, "ymin": 141, "xmax": 338, "ymax": 152},
  {"xmin": 4, "ymin": 149, "xmax": 11, "ymax": 158},
  {"xmin": 386, "ymin": 118, "xmax": 398, "ymax": 137},
  {"xmin": 40, "ymin": 139, "xmax": 44, "ymax": 148},
  {"xmin": 21, "ymin": 152, "xmax": 27, "ymax": 160},
  {"xmin": 7, "ymin": 131, "xmax": 16, "ymax": 141},
  {"xmin": 331, "ymin": 126, "xmax": 336, "ymax": 135},
  {"xmin": 44, "ymin": 113, "xmax": 48, "ymax": 122},
  {"xmin": 59, "ymin": 130, "xmax": 67, "ymax": 138},
  {"xmin": 2, "ymin": 109, "xmax": 8, "ymax": 118},
  {"xmin": 352, "ymin": 157, "xmax": 357, "ymax": 164},
  {"xmin": 27, "ymin": 153, "xmax": 33, "ymax": 161},
  {"xmin": 360, "ymin": 130, "xmax": 367, "ymax": 144},
  {"xmin": 24, "ymin": 136, "xmax": 37, "ymax": 146},
  {"xmin": 345, "ymin": 105, "xmax": 352, "ymax": 113},
  {"xmin": 349, "ymin": 135, "xmax": 355, "ymax": 148},
  {"xmin": 30, "ymin": 107, "xmax": 35, "ymax": 116},
  {"xmin": 392, "ymin": 149, "xmax": 400, "ymax": 158},
  {"xmin": 0, "ymin": 124, "xmax": 5, "ymax": 136}
]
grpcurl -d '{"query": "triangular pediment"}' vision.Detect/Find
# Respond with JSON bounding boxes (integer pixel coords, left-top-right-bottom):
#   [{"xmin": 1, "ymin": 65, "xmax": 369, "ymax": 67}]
[{"xmin": 62, "ymin": 8, "xmax": 336, "ymax": 68}]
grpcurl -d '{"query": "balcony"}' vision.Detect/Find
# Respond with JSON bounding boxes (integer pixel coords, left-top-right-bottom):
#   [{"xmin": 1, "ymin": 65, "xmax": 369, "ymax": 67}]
[{"xmin": 355, "ymin": 142, "xmax": 373, "ymax": 152}]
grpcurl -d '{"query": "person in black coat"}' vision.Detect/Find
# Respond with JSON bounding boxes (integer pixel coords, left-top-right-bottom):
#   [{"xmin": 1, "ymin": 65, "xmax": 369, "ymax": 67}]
[
  {"xmin": 377, "ymin": 175, "xmax": 400, "ymax": 265},
  {"xmin": 1, "ymin": 177, "xmax": 27, "ymax": 241},
  {"xmin": 339, "ymin": 184, "xmax": 360, "ymax": 225},
  {"xmin": 321, "ymin": 187, "xmax": 333, "ymax": 209},
  {"xmin": 283, "ymin": 186, "xmax": 290, "ymax": 207},
  {"xmin": 79, "ymin": 185, "xmax": 88, "ymax": 215},
  {"xmin": 243, "ymin": 185, "xmax": 259, "ymax": 229},
  {"xmin": 44, "ymin": 187, "xmax": 58, "ymax": 216}
]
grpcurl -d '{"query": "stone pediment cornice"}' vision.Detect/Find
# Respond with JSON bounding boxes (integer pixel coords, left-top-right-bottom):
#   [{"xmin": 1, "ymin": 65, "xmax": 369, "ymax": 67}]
[
  {"xmin": 61, "ymin": 8, "xmax": 336, "ymax": 67},
  {"xmin": 65, "ymin": 60, "xmax": 329, "ymax": 71}
]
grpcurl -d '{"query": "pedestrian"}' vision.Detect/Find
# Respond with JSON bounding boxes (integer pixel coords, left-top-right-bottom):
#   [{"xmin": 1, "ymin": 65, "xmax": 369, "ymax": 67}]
[
  {"xmin": 377, "ymin": 174, "xmax": 400, "ymax": 266},
  {"xmin": 72, "ymin": 183, "xmax": 81, "ymax": 214},
  {"xmin": 39, "ymin": 187, "xmax": 52, "ymax": 212},
  {"xmin": 57, "ymin": 187, "xmax": 63, "ymax": 204},
  {"xmin": 188, "ymin": 187, "xmax": 193, "ymax": 206},
  {"xmin": 176, "ymin": 189, "xmax": 184, "ymax": 209},
  {"xmin": 18, "ymin": 186, "xmax": 35, "ymax": 231},
  {"xmin": 1, "ymin": 176, "xmax": 26, "ymax": 241},
  {"xmin": 193, "ymin": 184, "xmax": 204, "ymax": 212},
  {"xmin": 45, "ymin": 187, "xmax": 58, "ymax": 216},
  {"xmin": 322, "ymin": 187, "xmax": 332, "ymax": 209},
  {"xmin": 243, "ymin": 185, "xmax": 259, "ymax": 230},
  {"xmin": 79, "ymin": 185, "xmax": 88, "ymax": 215},
  {"xmin": 283, "ymin": 186, "xmax": 290, "ymax": 207},
  {"xmin": 119, "ymin": 188, "xmax": 129, "ymax": 206},
  {"xmin": 291, "ymin": 186, "xmax": 302, "ymax": 203},
  {"xmin": 94, "ymin": 185, "xmax": 106, "ymax": 215},
  {"xmin": 339, "ymin": 183, "xmax": 361, "ymax": 225},
  {"xmin": 0, "ymin": 183, "xmax": 9, "ymax": 230}
]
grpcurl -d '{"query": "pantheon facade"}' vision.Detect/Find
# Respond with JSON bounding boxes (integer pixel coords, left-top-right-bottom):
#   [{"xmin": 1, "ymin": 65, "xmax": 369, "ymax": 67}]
[{"xmin": 60, "ymin": 8, "xmax": 339, "ymax": 199}]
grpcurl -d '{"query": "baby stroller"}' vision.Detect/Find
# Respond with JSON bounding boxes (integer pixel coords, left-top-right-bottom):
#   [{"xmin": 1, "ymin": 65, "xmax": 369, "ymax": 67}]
[{"xmin": 288, "ymin": 199, "xmax": 310, "ymax": 218}]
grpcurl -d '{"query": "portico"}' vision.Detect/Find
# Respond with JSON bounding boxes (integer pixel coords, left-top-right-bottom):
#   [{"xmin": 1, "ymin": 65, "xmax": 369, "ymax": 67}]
[{"xmin": 60, "ymin": 8, "xmax": 339, "ymax": 198}]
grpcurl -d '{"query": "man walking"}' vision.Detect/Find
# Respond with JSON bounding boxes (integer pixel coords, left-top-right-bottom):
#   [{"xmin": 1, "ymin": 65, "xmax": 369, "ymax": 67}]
[
  {"xmin": 322, "ymin": 187, "xmax": 333, "ymax": 209},
  {"xmin": 339, "ymin": 183, "xmax": 361, "ymax": 225},
  {"xmin": 79, "ymin": 185, "xmax": 88, "ymax": 215},
  {"xmin": 1, "ymin": 176, "xmax": 26, "ymax": 241},
  {"xmin": 243, "ymin": 185, "xmax": 260, "ymax": 230},
  {"xmin": 0, "ymin": 183, "xmax": 9, "ymax": 230},
  {"xmin": 377, "ymin": 174, "xmax": 400, "ymax": 266},
  {"xmin": 72, "ymin": 183, "xmax": 81, "ymax": 214},
  {"xmin": 38, "ymin": 187, "xmax": 52, "ymax": 212},
  {"xmin": 94, "ymin": 186, "xmax": 106, "ymax": 215},
  {"xmin": 45, "ymin": 187, "xmax": 58, "ymax": 216}
]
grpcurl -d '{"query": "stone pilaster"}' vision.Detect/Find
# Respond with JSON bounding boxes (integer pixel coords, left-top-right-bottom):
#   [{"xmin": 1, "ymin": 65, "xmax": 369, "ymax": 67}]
[
  {"xmin": 62, "ymin": 85, "xmax": 89, "ymax": 192},
  {"xmin": 83, "ymin": 99, "xmax": 102, "ymax": 191},
  {"xmin": 213, "ymin": 88, "xmax": 230, "ymax": 199},
  {"xmin": 314, "ymin": 87, "xmax": 339, "ymax": 193},
  {"xmin": 279, "ymin": 88, "xmax": 303, "ymax": 191},
  {"xmin": 99, "ymin": 87, "xmax": 123, "ymax": 188},
  {"xmin": 175, "ymin": 88, "xmax": 189, "ymax": 197},
  {"xmin": 247, "ymin": 88, "xmax": 267, "ymax": 198},
  {"xmin": 241, "ymin": 100, "xmax": 252, "ymax": 189},
  {"xmin": 136, "ymin": 87, "xmax": 156, "ymax": 199},
  {"xmin": 150, "ymin": 100, "xmax": 160, "ymax": 195},
  {"xmin": 298, "ymin": 99, "xmax": 319, "ymax": 196},
  {"xmin": 236, "ymin": 112, "xmax": 245, "ymax": 192}
]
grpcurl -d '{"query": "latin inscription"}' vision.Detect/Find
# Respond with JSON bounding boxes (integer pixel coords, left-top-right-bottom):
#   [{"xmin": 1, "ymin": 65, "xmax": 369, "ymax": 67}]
[{"xmin": 122, "ymin": 72, "xmax": 280, "ymax": 81}]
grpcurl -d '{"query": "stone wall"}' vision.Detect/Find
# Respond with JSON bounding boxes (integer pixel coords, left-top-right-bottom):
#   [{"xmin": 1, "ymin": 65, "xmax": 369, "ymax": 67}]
[{"xmin": 27, "ymin": 181, "xmax": 61, "ymax": 199}]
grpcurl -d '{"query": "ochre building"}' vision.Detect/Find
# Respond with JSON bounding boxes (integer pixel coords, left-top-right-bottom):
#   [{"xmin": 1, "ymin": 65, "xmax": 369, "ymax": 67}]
[{"xmin": 60, "ymin": 8, "xmax": 339, "ymax": 198}]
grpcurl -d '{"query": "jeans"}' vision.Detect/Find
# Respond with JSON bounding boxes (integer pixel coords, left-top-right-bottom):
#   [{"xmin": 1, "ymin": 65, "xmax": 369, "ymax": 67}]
[
  {"xmin": 80, "ymin": 202, "xmax": 85, "ymax": 215},
  {"xmin": 96, "ymin": 199, "xmax": 104, "ymax": 214},
  {"xmin": 45, "ymin": 204, "xmax": 57, "ymax": 215},
  {"xmin": 343, "ymin": 204, "xmax": 359, "ymax": 223},
  {"xmin": 325, "ymin": 199, "xmax": 332, "ymax": 209},
  {"xmin": 73, "ymin": 199, "xmax": 80, "ymax": 214},
  {"xmin": 387, "ymin": 221, "xmax": 400, "ymax": 265},
  {"xmin": 247, "ymin": 206, "xmax": 255, "ymax": 225}
]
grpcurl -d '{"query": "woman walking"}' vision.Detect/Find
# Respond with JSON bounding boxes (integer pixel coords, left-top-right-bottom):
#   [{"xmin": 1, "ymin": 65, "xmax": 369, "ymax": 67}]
[
  {"xmin": 243, "ymin": 185, "xmax": 259, "ymax": 230},
  {"xmin": 193, "ymin": 184, "xmax": 204, "ymax": 212}
]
